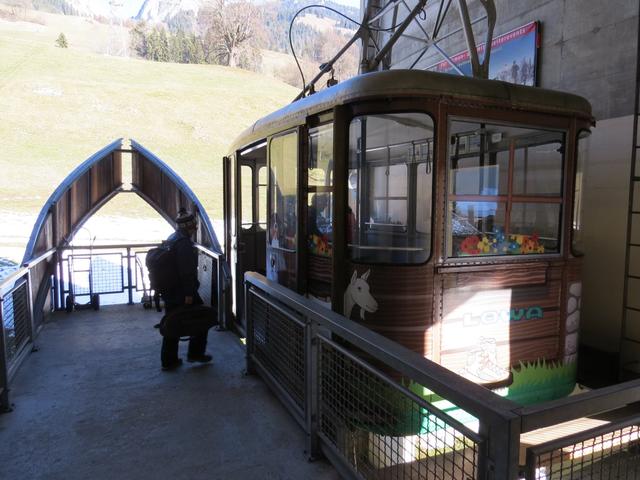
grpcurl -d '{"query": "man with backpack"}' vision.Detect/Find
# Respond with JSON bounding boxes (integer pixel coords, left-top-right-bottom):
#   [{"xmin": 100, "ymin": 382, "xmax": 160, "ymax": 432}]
[{"xmin": 158, "ymin": 208, "xmax": 212, "ymax": 371}]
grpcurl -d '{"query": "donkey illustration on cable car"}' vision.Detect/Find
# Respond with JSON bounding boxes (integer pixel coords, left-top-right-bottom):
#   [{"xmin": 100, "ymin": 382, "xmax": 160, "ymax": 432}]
[{"xmin": 344, "ymin": 269, "xmax": 378, "ymax": 320}]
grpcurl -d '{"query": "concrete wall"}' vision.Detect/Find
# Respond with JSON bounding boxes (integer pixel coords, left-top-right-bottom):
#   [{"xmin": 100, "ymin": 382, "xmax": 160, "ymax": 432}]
[
  {"xmin": 368, "ymin": 0, "xmax": 639, "ymax": 354},
  {"xmin": 580, "ymin": 115, "xmax": 633, "ymax": 352},
  {"xmin": 377, "ymin": 0, "xmax": 638, "ymax": 120}
]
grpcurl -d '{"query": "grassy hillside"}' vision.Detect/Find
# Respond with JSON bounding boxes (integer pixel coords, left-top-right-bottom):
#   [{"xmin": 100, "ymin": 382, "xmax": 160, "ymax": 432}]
[{"xmin": 0, "ymin": 11, "xmax": 297, "ymax": 225}]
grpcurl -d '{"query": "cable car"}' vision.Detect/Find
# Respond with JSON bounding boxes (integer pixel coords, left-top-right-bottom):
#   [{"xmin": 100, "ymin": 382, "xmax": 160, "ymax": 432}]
[{"xmin": 223, "ymin": 69, "xmax": 593, "ymax": 405}]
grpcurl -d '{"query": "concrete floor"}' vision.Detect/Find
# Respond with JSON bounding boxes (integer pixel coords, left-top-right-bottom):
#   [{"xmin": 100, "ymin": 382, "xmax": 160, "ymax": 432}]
[{"xmin": 0, "ymin": 305, "xmax": 340, "ymax": 480}]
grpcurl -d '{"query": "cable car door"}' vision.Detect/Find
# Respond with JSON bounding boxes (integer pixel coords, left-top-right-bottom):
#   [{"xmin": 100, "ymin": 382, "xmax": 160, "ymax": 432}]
[
  {"xmin": 228, "ymin": 147, "xmax": 267, "ymax": 327},
  {"xmin": 267, "ymin": 131, "xmax": 299, "ymax": 291},
  {"xmin": 306, "ymin": 122, "xmax": 334, "ymax": 307}
]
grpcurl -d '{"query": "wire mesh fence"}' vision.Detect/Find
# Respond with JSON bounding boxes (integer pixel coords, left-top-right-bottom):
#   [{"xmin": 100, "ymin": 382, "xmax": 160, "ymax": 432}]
[
  {"xmin": 246, "ymin": 281, "xmax": 482, "ymax": 479},
  {"xmin": 59, "ymin": 246, "xmax": 160, "ymax": 307},
  {"xmin": 526, "ymin": 421, "xmax": 640, "ymax": 479},
  {"xmin": 249, "ymin": 289, "xmax": 306, "ymax": 415},
  {"xmin": 65, "ymin": 253, "xmax": 125, "ymax": 296},
  {"xmin": 318, "ymin": 337, "xmax": 480, "ymax": 480},
  {"xmin": 1, "ymin": 280, "xmax": 31, "ymax": 367}
]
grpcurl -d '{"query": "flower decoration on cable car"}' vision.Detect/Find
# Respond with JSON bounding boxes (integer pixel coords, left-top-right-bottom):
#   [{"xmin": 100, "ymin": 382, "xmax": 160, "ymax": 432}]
[
  {"xmin": 494, "ymin": 229, "xmax": 510, "ymax": 254},
  {"xmin": 459, "ymin": 235, "xmax": 481, "ymax": 255},
  {"xmin": 478, "ymin": 236, "xmax": 496, "ymax": 254},
  {"xmin": 309, "ymin": 234, "xmax": 332, "ymax": 257},
  {"xmin": 458, "ymin": 229, "xmax": 545, "ymax": 256}
]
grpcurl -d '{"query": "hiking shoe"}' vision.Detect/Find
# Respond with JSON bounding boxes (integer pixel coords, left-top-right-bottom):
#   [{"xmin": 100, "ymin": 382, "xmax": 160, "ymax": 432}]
[
  {"xmin": 187, "ymin": 354, "xmax": 212, "ymax": 364},
  {"xmin": 161, "ymin": 359, "xmax": 183, "ymax": 371}
]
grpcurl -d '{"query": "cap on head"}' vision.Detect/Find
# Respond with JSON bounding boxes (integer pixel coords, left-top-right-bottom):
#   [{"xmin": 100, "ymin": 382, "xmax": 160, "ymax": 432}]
[{"xmin": 175, "ymin": 208, "xmax": 197, "ymax": 231}]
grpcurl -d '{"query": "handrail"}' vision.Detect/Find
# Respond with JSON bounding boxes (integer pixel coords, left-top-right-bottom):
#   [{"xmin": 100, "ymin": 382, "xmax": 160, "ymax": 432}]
[
  {"xmin": 527, "ymin": 414, "xmax": 640, "ymax": 456},
  {"xmin": 1, "ymin": 248, "xmax": 56, "ymax": 295},
  {"xmin": 195, "ymin": 243, "xmax": 231, "ymax": 283},
  {"xmin": 516, "ymin": 379, "xmax": 640, "ymax": 433},
  {"xmin": 244, "ymin": 271, "xmax": 519, "ymax": 425},
  {"xmin": 59, "ymin": 243, "xmax": 161, "ymax": 251},
  {"xmin": 59, "ymin": 241, "xmax": 224, "ymax": 262},
  {"xmin": 194, "ymin": 243, "xmax": 224, "ymax": 260},
  {"xmin": 22, "ymin": 248, "xmax": 57, "ymax": 269}
]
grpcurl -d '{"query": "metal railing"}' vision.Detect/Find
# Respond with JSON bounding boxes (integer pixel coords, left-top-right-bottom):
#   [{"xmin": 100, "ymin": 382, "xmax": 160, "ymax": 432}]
[
  {"xmin": 525, "ymin": 417, "xmax": 640, "ymax": 479},
  {"xmin": 57, "ymin": 243, "xmax": 161, "ymax": 308},
  {"xmin": 0, "ymin": 248, "xmax": 56, "ymax": 412},
  {"xmin": 195, "ymin": 243, "xmax": 231, "ymax": 330},
  {"xmin": 0, "ymin": 241, "xmax": 230, "ymax": 414},
  {"xmin": 244, "ymin": 272, "xmax": 640, "ymax": 480},
  {"xmin": 56, "ymin": 243, "xmax": 230, "ymax": 319},
  {"xmin": 244, "ymin": 272, "xmax": 520, "ymax": 479},
  {"xmin": 517, "ymin": 382, "xmax": 640, "ymax": 479}
]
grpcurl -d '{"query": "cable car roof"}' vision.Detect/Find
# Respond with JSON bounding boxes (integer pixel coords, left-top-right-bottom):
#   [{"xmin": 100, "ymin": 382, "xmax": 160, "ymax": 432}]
[{"xmin": 229, "ymin": 69, "xmax": 593, "ymax": 152}]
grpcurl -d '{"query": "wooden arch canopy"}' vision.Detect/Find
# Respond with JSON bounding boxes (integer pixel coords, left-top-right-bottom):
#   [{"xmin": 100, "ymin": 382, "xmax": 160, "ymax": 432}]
[
  {"xmin": 129, "ymin": 140, "xmax": 220, "ymax": 252},
  {"xmin": 23, "ymin": 139, "xmax": 220, "ymax": 264}
]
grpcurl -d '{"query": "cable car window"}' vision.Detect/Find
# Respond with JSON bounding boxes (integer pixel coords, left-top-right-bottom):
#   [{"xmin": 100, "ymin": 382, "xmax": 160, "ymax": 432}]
[
  {"xmin": 269, "ymin": 132, "xmax": 298, "ymax": 251},
  {"xmin": 309, "ymin": 124, "xmax": 333, "ymax": 187},
  {"xmin": 240, "ymin": 165, "xmax": 253, "ymax": 230},
  {"xmin": 448, "ymin": 120, "xmax": 565, "ymax": 258},
  {"xmin": 348, "ymin": 113, "xmax": 434, "ymax": 264},
  {"xmin": 572, "ymin": 130, "xmax": 590, "ymax": 255},
  {"xmin": 513, "ymin": 133, "xmax": 563, "ymax": 196},
  {"xmin": 257, "ymin": 166, "xmax": 267, "ymax": 229},
  {"xmin": 416, "ymin": 159, "xmax": 433, "ymax": 234},
  {"xmin": 308, "ymin": 124, "xmax": 334, "ymax": 257},
  {"xmin": 370, "ymin": 164, "xmax": 408, "ymax": 227}
]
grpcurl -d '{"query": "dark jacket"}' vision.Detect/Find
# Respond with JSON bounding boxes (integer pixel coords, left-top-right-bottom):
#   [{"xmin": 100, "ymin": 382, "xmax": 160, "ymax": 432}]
[{"xmin": 163, "ymin": 229, "xmax": 200, "ymax": 307}]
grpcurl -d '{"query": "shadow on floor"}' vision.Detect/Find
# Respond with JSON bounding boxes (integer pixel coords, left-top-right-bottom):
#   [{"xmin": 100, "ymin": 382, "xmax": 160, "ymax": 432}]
[{"xmin": 0, "ymin": 304, "xmax": 339, "ymax": 480}]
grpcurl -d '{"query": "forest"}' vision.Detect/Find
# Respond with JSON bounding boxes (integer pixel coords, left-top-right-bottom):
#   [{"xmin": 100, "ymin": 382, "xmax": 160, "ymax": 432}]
[
  {"xmin": 14, "ymin": 0, "xmax": 361, "ymax": 86},
  {"xmin": 130, "ymin": 0, "xmax": 360, "ymax": 85}
]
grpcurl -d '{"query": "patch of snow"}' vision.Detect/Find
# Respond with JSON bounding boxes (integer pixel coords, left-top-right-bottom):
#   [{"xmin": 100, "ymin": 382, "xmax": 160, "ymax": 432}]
[
  {"xmin": 33, "ymin": 86, "xmax": 63, "ymax": 97},
  {"xmin": 0, "ymin": 18, "xmax": 46, "ymax": 32},
  {"xmin": 0, "ymin": 258, "xmax": 18, "ymax": 284}
]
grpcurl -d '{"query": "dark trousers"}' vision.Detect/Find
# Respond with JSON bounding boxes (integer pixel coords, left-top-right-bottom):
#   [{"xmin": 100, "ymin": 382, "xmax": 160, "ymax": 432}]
[
  {"xmin": 161, "ymin": 301, "xmax": 207, "ymax": 366},
  {"xmin": 161, "ymin": 333, "xmax": 207, "ymax": 365}
]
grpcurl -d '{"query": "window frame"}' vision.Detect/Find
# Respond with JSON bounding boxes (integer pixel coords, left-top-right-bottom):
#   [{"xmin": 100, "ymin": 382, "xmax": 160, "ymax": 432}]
[
  {"xmin": 256, "ymin": 165, "xmax": 268, "ymax": 231},
  {"xmin": 571, "ymin": 129, "xmax": 591, "ymax": 257},
  {"xmin": 267, "ymin": 128, "xmax": 300, "ymax": 254},
  {"xmin": 307, "ymin": 121, "xmax": 335, "ymax": 258},
  {"xmin": 445, "ymin": 116, "xmax": 567, "ymax": 261},
  {"xmin": 239, "ymin": 164, "xmax": 255, "ymax": 231},
  {"xmin": 346, "ymin": 109, "xmax": 437, "ymax": 266}
]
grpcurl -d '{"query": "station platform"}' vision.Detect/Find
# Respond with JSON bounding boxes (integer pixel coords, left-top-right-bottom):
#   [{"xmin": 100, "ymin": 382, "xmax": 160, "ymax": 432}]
[{"xmin": 0, "ymin": 304, "xmax": 339, "ymax": 480}]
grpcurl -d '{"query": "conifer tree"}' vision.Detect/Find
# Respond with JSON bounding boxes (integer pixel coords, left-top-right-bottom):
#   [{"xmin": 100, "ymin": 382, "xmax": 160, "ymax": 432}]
[{"xmin": 55, "ymin": 32, "xmax": 68, "ymax": 48}]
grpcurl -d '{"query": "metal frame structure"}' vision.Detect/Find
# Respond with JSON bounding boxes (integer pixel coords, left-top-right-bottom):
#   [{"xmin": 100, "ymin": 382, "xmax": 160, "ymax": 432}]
[{"xmin": 295, "ymin": 0, "xmax": 497, "ymax": 100}]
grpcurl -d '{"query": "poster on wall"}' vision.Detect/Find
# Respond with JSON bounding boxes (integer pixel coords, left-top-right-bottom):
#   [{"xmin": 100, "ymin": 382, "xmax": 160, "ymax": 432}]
[{"xmin": 427, "ymin": 21, "xmax": 539, "ymax": 86}]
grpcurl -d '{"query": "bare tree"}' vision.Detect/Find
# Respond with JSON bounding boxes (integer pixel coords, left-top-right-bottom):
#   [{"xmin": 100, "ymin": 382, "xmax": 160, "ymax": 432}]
[
  {"xmin": 197, "ymin": 0, "xmax": 264, "ymax": 69},
  {"xmin": 8, "ymin": 0, "xmax": 31, "ymax": 19}
]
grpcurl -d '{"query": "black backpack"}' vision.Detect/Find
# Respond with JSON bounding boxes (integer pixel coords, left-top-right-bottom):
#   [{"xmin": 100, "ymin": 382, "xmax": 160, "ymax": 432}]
[{"xmin": 145, "ymin": 241, "xmax": 177, "ymax": 295}]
